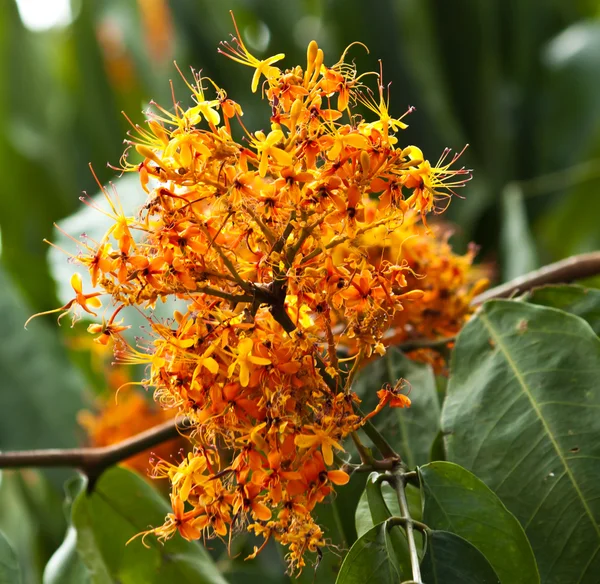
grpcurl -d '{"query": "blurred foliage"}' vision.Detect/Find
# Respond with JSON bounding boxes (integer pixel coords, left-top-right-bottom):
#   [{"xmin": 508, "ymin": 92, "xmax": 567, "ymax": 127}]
[
  {"xmin": 1, "ymin": 0, "xmax": 599, "ymax": 582},
  {"xmin": 1, "ymin": 0, "xmax": 599, "ymax": 313}
]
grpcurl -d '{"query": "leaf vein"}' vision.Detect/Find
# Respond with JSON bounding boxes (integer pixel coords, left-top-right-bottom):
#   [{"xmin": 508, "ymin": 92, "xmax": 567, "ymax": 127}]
[{"xmin": 479, "ymin": 311, "xmax": 600, "ymax": 538}]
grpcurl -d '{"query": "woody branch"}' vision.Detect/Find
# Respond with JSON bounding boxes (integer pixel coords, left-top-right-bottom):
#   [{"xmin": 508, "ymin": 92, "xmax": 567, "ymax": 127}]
[{"xmin": 0, "ymin": 252, "xmax": 598, "ymax": 474}]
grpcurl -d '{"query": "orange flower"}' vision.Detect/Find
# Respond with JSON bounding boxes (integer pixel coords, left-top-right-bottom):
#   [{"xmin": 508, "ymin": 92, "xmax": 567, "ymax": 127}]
[{"xmin": 35, "ymin": 9, "xmax": 474, "ymax": 572}]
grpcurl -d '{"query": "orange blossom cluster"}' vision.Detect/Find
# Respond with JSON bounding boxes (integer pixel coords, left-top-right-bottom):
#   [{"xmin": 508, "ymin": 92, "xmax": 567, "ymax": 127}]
[{"xmin": 33, "ymin": 19, "xmax": 472, "ymax": 571}]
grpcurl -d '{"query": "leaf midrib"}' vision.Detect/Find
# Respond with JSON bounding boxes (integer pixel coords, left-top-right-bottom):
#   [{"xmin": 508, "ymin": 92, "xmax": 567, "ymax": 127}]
[{"xmin": 479, "ymin": 311, "xmax": 600, "ymax": 538}]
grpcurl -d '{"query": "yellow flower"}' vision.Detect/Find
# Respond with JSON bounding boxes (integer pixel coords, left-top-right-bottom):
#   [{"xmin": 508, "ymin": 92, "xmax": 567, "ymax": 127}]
[
  {"xmin": 227, "ymin": 338, "xmax": 271, "ymax": 387},
  {"xmin": 294, "ymin": 427, "xmax": 344, "ymax": 466},
  {"xmin": 218, "ymin": 14, "xmax": 284, "ymax": 93},
  {"xmin": 252, "ymin": 128, "xmax": 293, "ymax": 177}
]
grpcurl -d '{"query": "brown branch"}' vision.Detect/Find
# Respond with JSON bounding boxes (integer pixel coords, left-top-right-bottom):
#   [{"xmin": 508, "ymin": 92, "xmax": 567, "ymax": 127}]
[
  {"xmin": 3, "ymin": 253, "xmax": 599, "ymax": 477},
  {"xmin": 0, "ymin": 416, "xmax": 191, "ymax": 481},
  {"xmin": 472, "ymin": 251, "xmax": 600, "ymax": 305}
]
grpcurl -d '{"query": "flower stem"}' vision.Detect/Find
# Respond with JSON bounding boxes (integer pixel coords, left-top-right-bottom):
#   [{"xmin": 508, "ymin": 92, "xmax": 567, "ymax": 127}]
[
  {"xmin": 390, "ymin": 473, "xmax": 423, "ymax": 584},
  {"xmin": 354, "ymin": 405, "xmax": 399, "ymax": 460},
  {"xmin": 350, "ymin": 431, "xmax": 375, "ymax": 465}
]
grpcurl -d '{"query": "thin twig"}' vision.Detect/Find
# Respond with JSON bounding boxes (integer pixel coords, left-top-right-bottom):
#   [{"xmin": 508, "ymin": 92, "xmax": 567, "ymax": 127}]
[
  {"xmin": 472, "ymin": 251, "xmax": 600, "ymax": 305},
  {"xmin": 350, "ymin": 431, "xmax": 375, "ymax": 465},
  {"xmin": 355, "ymin": 408, "xmax": 400, "ymax": 460},
  {"xmin": 197, "ymin": 223, "xmax": 253, "ymax": 293},
  {"xmin": 194, "ymin": 287, "xmax": 254, "ymax": 304},
  {"xmin": 340, "ymin": 457, "xmax": 401, "ymax": 474},
  {"xmin": 0, "ymin": 417, "xmax": 190, "ymax": 479},
  {"xmin": 388, "ymin": 516, "xmax": 429, "ymax": 534}
]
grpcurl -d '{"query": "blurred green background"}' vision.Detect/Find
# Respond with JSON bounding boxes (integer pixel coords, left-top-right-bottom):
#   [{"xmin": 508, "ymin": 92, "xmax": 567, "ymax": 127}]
[{"xmin": 1, "ymin": 0, "xmax": 599, "ymax": 582}]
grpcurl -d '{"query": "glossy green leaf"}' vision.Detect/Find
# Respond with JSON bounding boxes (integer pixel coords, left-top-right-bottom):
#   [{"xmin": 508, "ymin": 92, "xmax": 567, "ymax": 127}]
[
  {"xmin": 43, "ymin": 476, "xmax": 91, "ymax": 584},
  {"xmin": 335, "ymin": 521, "xmax": 400, "ymax": 584},
  {"xmin": 442, "ymin": 300, "xmax": 600, "ymax": 583},
  {"xmin": 0, "ymin": 530, "xmax": 21, "ymax": 584},
  {"xmin": 419, "ymin": 461, "xmax": 539, "ymax": 584},
  {"xmin": 363, "ymin": 473, "xmax": 411, "ymax": 576},
  {"xmin": 421, "ymin": 530, "xmax": 500, "ymax": 584},
  {"xmin": 70, "ymin": 467, "xmax": 228, "ymax": 584},
  {"xmin": 365, "ymin": 474, "xmax": 396, "ymax": 527},
  {"xmin": 353, "ymin": 348, "xmax": 440, "ymax": 468},
  {"xmin": 43, "ymin": 526, "xmax": 90, "ymax": 584},
  {"xmin": 355, "ymin": 478, "xmax": 422, "ymax": 537},
  {"xmin": 354, "ymin": 474, "xmax": 423, "ymax": 574},
  {"xmin": 526, "ymin": 285, "xmax": 600, "ymax": 335}
]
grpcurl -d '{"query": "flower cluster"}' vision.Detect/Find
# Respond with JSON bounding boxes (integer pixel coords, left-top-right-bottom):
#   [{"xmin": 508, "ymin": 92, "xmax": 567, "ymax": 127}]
[
  {"xmin": 35, "ymin": 16, "xmax": 472, "ymax": 571},
  {"xmin": 346, "ymin": 212, "xmax": 488, "ymax": 370}
]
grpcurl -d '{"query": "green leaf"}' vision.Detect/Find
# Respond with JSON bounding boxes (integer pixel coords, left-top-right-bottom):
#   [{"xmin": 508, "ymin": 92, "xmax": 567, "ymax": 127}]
[
  {"xmin": 335, "ymin": 521, "xmax": 400, "ymax": 584},
  {"xmin": 0, "ymin": 471, "xmax": 59, "ymax": 584},
  {"xmin": 70, "ymin": 467, "xmax": 228, "ymax": 584},
  {"xmin": 43, "ymin": 476, "xmax": 91, "ymax": 584},
  {"xmin": 442, "ymin": 300, "xmax": 600, "ymax": 583},
  {"xmin": 526, "ymin": 285, "xmax": 600, "ymax": 335},
  {"xmin": 428, "ymin": 430, "xmax": 446, "ymax": 462},
  {"xmin": 363, "ymin": 474, "xmax": 411, "ymax": 576},
  {"xmin": 419, "ymin": 461, "xmax": 539, "ymax": 584},
  {"xmin": 355, "ymin": 480, "xmax": 422, "ymax": 538},
  {"xmin": 421, "ymin": 530, "xmax": 500, "ymax": 584},
  {"xmin": 43, "ymin": 526, "xmax": 90, "ymax": 584},
  {"xmin": 353, "ymin": 348, "xmax": 440, "ymax": 468},
  {"xmin": 0, "ymin": 530, "xmax": 21, "ymax": 584},
  {"xmin": 354, "ymin": 474, "xmax": 423, "ymax": 573}
]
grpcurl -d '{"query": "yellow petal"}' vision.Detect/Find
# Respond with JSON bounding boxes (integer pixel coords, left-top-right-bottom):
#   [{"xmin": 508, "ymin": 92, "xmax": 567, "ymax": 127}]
[
  {"xmin": 294, "ymin": 434, "xmax": 319, "ymax": 449},
  {"xmin": 180, "ymin": 474, "xmax": 192, "ymax": 502},
  {"xmin": 344, "ymin": 133, "xmax": 369, "ymax": 149},
  {"xmin": 248, "ymin": 356, "xmax": 271, "ymax": 366},
  {"xmin": 70, "ymin": 272, "xmax": 83, "ymax": 294},
  {"xmin": 322, "ymin": 443, "xmax": 334, "ymax": 466},
  {"xmin": 202, "ymin": 357, "xmax": 219, "ymax": 374},
  {"xmin": 239, "ymin": 364, "xmax": 250, "ymax": 387},
  {"xmin": 87, "ymin": 297, "xmax": 102, "ymax": 308},
  {"xmin": 259, "ymin": 152, "xmax": 268, "ymax": 177},
  {"xmin": 251, "ymin": 69, "xmax": 261, "ymax": 93},
  {"xmin": 269, "ymin": 147, "xmax": 294, "ymax": 167}
]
